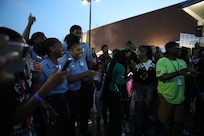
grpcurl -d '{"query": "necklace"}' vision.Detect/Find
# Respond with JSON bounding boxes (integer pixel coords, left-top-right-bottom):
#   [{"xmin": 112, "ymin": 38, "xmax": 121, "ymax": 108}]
[{"xmin": 168, "ymin": 58, "xmax": 182, "ymax": 85}]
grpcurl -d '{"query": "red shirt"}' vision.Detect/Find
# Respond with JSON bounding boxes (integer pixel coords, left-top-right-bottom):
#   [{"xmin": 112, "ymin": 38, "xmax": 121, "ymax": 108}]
[{"xmin": 98, "ymin": 54, "xmax": 111, "ymax": 63}]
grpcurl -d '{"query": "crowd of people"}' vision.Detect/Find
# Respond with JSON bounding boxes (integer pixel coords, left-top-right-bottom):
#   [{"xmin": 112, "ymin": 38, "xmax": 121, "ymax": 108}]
[{"xmin": 0, "ymin": 14, "xmax": 204, "ymax": 136}]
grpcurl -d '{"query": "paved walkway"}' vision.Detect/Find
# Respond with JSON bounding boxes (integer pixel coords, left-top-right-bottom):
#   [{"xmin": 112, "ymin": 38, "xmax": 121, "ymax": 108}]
[{"xmin": 75, "ymin": 97, "xmax": 202, "ymax": 136}]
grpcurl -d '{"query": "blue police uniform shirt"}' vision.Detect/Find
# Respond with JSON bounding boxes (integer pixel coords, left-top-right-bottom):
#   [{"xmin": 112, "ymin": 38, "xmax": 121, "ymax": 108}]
[
  {"xmin": 28, "ymin": 46, "xmax": 47, "ymax": 62},
  {"xmin": 58, "ymin": 53, "xmax": 89, "ymax": 91},
  {"xmin": 62, "ymin": 42, "xmax": 93, "ymax": 62},
  {"xmin": 62, "ymin": 43, "xmax": 68, "ymax": 55},
  {"xmin": 39, "ymin": 58, "xmax": 68, "ymax": 96},
  {"xmin": 81, "ymin": 42, "xmax": 93, "ymax": 62}
]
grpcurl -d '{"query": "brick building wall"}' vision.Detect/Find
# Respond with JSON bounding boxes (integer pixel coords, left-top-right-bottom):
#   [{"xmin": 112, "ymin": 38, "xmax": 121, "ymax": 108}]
[{"xmin": 88, "ymin": 4, "xmax": 197, "ymax": 52}]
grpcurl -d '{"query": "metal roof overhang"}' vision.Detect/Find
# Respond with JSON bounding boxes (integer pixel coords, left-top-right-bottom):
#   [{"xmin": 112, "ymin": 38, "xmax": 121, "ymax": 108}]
[{"xmin": 180, "ymin": 0, "xmax": 204, "ymax": 26}]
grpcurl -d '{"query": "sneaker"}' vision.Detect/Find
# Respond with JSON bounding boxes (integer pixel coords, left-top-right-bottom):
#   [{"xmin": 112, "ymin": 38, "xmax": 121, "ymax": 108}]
[
  {"xmin": 125, "ymin": 121, "xmax": 131, "ymax": 133},
  {"xmin": 182, "ymin": 129, "xmax": 189, "ymax": 136},
  {"xmin": 88, "ymin": 119, "xmax": 93, "ymax": 125},
  {"xmin": 75, "ymin": 121, "xmax": 79, "ymax": 127},
  {"xmin": 121, "ymin": 132, "xmax": 126, "ymax": 136}
]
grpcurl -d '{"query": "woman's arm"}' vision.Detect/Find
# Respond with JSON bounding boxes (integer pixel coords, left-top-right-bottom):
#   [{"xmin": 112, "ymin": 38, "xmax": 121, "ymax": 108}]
[
  {"xmin": 22, "ymin": 14, "xmax": 35, "ymax": 43},
  {"xmin": 68, "ymin": 70, "xmax": 96, "ymax": 83},
  {"xmin": 10, "ymin": 69, "xmax": 68, "ymax": 124}
]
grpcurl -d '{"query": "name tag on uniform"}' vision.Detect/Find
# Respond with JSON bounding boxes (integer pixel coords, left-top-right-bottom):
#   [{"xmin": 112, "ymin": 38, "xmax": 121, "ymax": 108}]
[
  {"xmin": 177, "ymin": 78, "xmax": 182, "ymax": 85},
  {"xmin": 80, "ymin": 61, "xmax": 84, "ymax": 67}
]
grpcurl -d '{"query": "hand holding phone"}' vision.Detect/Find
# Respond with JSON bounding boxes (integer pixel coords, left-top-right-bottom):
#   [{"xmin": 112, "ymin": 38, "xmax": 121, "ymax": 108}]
[{"xmin": 62, "ymin": 58, "xmax": 72, "ymax": 71}]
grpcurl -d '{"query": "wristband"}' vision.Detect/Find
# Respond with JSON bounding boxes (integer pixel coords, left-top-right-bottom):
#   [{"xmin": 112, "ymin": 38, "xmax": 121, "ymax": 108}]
[{"xmin": 34, "ymin": 93, "xmax": 44, "ymax": 102}]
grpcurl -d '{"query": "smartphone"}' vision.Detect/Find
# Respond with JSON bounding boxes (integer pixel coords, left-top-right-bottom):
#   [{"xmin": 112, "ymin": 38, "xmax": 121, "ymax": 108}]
[
  {"xmin": 127, "ymin": 71, "xmax": 133, "ymax": 77},
  {"xmin": 0, "ymin": 42, "xmax": 29, "ymax": 74},
  {"xmin": 62, "ymin": 58, "xmax": 72, "ymax": 71}
]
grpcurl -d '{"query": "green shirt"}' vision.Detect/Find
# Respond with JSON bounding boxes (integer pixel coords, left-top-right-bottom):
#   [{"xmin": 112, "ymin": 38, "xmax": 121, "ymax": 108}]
[
  {"xmin": 107, "ymin": 62, "xmax": 126, "ymax": 94},
  {"xmin": 156, "ymin": 57, "xmax": 187, "ymax": 104}
]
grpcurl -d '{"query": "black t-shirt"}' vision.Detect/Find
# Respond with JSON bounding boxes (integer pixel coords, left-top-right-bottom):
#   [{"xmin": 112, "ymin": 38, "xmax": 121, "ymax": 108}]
[{"xmin": 133, "ymin": 60, "xmax": 157, "ymax": 85}]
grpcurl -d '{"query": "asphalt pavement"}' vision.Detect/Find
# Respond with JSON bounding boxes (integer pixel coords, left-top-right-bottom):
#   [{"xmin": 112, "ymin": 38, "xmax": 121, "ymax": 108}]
[{"xmin": 75, "ymin": 96, "xmax": 203, "ymax": 136}]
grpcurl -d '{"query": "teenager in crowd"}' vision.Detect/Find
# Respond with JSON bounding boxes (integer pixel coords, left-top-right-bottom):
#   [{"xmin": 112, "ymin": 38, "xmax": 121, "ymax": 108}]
[
  {"xmin": 38, "ymin": 38, "xmax": 70, "ymax": 136},
  {"xmin": 0, "ymin": 27, "xmax": 68, "ymax": 135},
  {"xmin": 103, "ymin": 50, "xmax": 127, "ymax": 136},
  {"xmin": 59, "ymin": 34, "xmax": 96, "ymax": 136},
  {"xmin": 155, "ymin": 41, "xmax": 196, "ymax": 135}
]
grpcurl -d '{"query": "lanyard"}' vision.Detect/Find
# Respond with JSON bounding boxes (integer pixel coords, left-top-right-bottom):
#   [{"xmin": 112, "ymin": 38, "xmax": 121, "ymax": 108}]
[{"xmin": 17, "ymin": 76, "xmax": 32, "ymax": 131}]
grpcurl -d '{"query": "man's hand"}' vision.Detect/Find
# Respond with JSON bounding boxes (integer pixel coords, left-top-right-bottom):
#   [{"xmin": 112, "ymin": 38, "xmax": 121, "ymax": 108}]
[{"xmin": 28, "ymin": 13, "xmax": 36, "ymax": 25}]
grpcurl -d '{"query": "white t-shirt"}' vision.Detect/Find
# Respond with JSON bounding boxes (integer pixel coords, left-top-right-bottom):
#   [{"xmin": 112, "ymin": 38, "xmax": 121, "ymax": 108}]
[{"xmin": 142, "ymin": 59, "xmax": 152, "ymax": 71}]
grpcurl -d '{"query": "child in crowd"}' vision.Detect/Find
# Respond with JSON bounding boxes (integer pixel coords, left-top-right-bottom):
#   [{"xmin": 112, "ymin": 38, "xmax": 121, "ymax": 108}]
[{"xmin": 93, "ymin": 62, "xmax": 107, "ymax": 133}]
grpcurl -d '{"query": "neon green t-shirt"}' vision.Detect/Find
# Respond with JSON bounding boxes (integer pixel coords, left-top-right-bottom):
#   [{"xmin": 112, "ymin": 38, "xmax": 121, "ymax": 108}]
[{"xmin": 156, "ymin": 57, "xmax": 187, "ymax": 104}]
